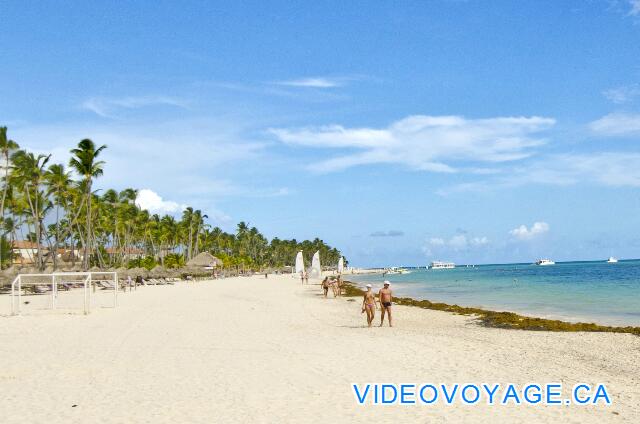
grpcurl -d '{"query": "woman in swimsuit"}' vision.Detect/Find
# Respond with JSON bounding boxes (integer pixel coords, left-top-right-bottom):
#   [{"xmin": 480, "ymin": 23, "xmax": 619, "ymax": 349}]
[{"xmin": 361, "ymin": 284, "xmax": 376, "ymax": 327}]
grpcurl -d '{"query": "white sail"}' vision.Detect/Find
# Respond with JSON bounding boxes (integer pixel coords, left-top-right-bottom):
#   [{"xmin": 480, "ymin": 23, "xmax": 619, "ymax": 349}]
[
  {"xmin": 337, "ymin": 257, "xmax": 344, "ymax": 274},
  {"xmin": 310, "ymin": 250, "xmax": 321, "ymax": 277},
  {"xmin": 295, "ymin": 251, "xmax": 305, "ymax": 275}
]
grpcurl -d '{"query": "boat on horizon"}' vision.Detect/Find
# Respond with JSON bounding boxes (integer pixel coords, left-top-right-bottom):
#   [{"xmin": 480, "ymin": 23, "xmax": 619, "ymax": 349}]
[
  {"xmin": 429, "ymin": 261, "xmax": 455, "ymax": 270},
  {"xmin": 385, "ymin": 266, "xmax": 411, "ymax": 275},
  {"xmin": 607, "ymin": 257, "xmax": 618, "ymax": 263},
  {"xmin": 535, "ymin": 259, "xmax": 555, "ymax": 266}
]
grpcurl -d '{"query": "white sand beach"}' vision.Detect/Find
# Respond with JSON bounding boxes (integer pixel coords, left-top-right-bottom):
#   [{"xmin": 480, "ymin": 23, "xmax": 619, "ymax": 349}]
[{"xmin": 1, "ymin": 274, "xmax": 639, "ymax": 423}]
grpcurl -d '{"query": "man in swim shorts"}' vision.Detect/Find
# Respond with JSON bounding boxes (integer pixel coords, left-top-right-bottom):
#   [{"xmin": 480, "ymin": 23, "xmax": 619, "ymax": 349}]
[
  {"xmin": 378, "ymin": 281, "xmax": 393, "ymax": 327},
  {"xmin": 361, "ymin": 284, "xmax": 376, "ymax": 327},
  {"xmin": 321, "ymin": 277, "xmax": 330, "ymax": 298}
]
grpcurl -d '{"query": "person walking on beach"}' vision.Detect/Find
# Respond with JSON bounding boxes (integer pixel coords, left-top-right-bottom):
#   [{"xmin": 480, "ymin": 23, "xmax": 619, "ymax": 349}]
[
  {"xmin": 378, "ymin": 281, "xmax": 393, "ymax": 327},
  {"xmin": 304, "ymin": 271, "xmax": 309, "ymax": 284},
  {"xmin": 330, "ymin": 277, "xmax": 339, "ymax": 297},
  {"xmin": 361, "ymin": 284, "xmax": 376, "ymax": 327},
  {"xmin": 300, "ymin": 271, "xmax": 304, "ymax": 285},
  {"xmin": 321, "ymin": 277, "xmax": 330, "ymax": 298}
]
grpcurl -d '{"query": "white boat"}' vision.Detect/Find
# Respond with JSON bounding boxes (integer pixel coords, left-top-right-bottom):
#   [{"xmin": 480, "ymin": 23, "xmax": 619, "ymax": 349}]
[
  {"xmin": 429, "ymin": 261, "xmax": 455, "ymax": 269},
  {"xmin": 385, "ymin": 266, "xmax": 410, "ymax": 275},
  {"xmin": 535, "ymin": 259, "xmax": 555, "ymax": 266},
  {"xmin": 607, "ymin": 257, "xmax": 618, "ymax": 263}
]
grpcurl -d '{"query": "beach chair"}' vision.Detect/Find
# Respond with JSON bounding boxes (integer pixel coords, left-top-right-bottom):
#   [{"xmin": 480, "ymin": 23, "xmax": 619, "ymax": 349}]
[
  {"xmin": 96, "ymin": 280, "xmax": 115, "ymax": 290},
  {"xmin": 29, "ymin": 285, "xmax": 49, "ymax": 294}
]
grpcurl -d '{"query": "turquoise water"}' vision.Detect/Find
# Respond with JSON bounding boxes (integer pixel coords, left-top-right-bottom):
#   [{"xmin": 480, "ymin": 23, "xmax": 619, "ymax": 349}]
[{"xmin": 350, "ymin": 260, "xmax": 640, "ymax": 326}]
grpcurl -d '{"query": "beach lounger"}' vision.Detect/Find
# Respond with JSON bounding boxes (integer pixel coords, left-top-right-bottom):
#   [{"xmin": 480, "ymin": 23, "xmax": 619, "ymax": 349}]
[
  {"xmin": 28, "ymin": 285, "xmax": 49, "ymax": 294},
  {"xmin": 96, "ymin": 280, "xmax": 115, "ymax": 290}
]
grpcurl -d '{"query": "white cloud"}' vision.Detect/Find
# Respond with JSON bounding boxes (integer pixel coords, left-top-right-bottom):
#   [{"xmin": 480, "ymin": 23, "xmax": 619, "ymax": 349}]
[
  {"xmin": 275, "ymin": 77, "xmax": 344, "ymax": 88},
  {"xmin": 603, "ymin": 84, "xmax": 640, "ymax": 103},
  {"xmin": 428, "ymin": 234, "xmax": 489, "ymax": 251},
  {"xmin": 10, "ymin": 117, "xmax": 268, "ymax": 230},
  {"xmin": 429, "ymin": 237, "xmax": 445, "ymax": 246},
  {"xmin": 510, "ymin": 222, "xmax": 549, "ymax": 240},
  {"xmin": 448, "ymin": 234, "xmax": 468, "ymax": 250},
  {"xmin": 443, "ymin": 152, "xmax": 640, "ymax": 194},
  {"xmin": 270, "ymin": 115, "xmax": 555, "ymax": 173},
  {"xmin": 81, "ymin": 96, "xmax": 188, "ymax": 118},
  {"xmin": 136, "ymin": 189, "xmax": 186, "ymax": 214},
  {"xmin": 370, "ymin": 230, "xmax": 405, "ymax": 237},
  {"xmin": 589, "ymin": 113, "xmax": 640, "ymax": 136},
  {"xmin": 471, "ymin": 236, "xmax": 489, "ymax": 246}
]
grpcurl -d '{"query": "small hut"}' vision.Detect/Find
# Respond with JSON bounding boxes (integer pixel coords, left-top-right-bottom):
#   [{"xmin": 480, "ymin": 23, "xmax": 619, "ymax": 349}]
[
  {"xmin": 186, "ymin": 252, "xmax": 222, "ymax": 271},
  {"xmin": 150, "ymin": 265, "xmax": 168, "ymax": 278},
  {"xmin": 116, "ymin": 267, "xmax": 129, "ymax": 279}
]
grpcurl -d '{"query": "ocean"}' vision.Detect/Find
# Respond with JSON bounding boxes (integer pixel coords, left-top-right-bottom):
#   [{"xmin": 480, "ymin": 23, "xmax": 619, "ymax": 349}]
[{"xmin": 350, "ymin": 260, "xmax": 640, "ymax": 326}]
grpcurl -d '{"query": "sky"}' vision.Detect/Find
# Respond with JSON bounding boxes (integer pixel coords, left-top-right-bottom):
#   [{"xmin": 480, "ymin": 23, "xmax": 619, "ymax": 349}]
[{"xmin": 2, "ymin": 0, "xmax": 640, "ymax": 267}]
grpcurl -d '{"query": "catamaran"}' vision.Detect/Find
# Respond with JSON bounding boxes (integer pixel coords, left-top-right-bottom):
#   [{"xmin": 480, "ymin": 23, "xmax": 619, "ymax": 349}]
[
  {"xmin": 429, "ymin": 261, "xmax": 455, "ymax": 269},
  {"xmin": 535, "ymin": 259, "xmax": 555, "ymax": 266}
]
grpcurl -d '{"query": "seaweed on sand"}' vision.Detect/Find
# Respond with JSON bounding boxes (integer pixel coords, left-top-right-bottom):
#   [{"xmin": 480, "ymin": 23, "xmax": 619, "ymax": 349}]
[{"xmin": 342, "ymin": 281, "xmax": 640, "ymax": 336}]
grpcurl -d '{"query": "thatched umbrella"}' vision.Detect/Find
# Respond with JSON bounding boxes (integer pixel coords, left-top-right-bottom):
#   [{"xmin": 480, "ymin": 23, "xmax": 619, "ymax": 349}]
[
  {"xmin": 186, "ymin": 252, "xmax": 222, "ymax": 268},
  {"xmin": 1, "ymin": 266, "xmax": 17, "ymax": 277},
  {"xmin": 150, "ymin": 265, "xmax": 168, "ymax": 278},
  {"xmin": 185, "ymin": 252, "xmax": 221, "ymax": 279},
  {"xmin": 0, "ymin": 267, "xmax": 18, "ymax": 287},
  {"xmin": 129, "ymin": 267, "xmax": 148, "ymax": 278},
  {"xmin": 20, "ymin": 266, "xmax": 40, "ymax": 274},
  {"xmin": 116, "ymin": 267, "xmax": 129, "ymax": 279}
]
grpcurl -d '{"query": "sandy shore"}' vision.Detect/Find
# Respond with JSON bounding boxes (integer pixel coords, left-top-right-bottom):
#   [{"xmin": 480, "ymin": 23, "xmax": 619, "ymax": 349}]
[{"xmin": 1, "ymin": 274, "xmax": 639, "ymax": 423}]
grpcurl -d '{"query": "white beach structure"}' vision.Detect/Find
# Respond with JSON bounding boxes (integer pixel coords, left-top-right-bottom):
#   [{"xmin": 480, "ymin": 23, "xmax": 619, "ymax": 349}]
[
  {"xmin": 294, "ymin": 251, "xmax": 305, "ymax": 276},
  {"xmin": 310, "ymin": 251, "xmax": 321, "ymax": 278},
  {"xmin": 337, "ymin": 257, "xmax": 344, "ymax": 274}
]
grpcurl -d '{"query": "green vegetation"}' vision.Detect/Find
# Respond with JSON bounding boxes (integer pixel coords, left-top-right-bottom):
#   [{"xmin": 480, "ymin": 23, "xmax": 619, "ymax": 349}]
[
  {"xmin": 0, "ymin": 126, "xmax": 344, "ymax": 271},
  {"xmin": 343, "ymin": 281, "xmax": 640, "ymax": 335}
]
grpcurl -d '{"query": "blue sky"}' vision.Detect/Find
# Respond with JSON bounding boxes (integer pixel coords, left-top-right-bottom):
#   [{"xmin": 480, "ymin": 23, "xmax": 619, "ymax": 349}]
[{"xmin": 2, "ymin": 0, "xmax": 640, "ymax": 266}]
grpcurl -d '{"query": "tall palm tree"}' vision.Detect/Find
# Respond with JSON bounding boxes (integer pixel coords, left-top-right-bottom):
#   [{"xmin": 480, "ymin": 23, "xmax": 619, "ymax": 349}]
[
  {"xmin": 181, "ymin": 207, "xmax": 194, "ymax": 260},
  {"xmin": 44, "ymin": 164, "xmax": 71, "ymax": 270},
  {"xmin": 0, "ymin": 127, "xmax": 19, "ymax": 268},
  {"xmin": 11, "ymin": 150, "xmax": 51, "ymax": 269},
  {"xmin": 69, "ymin": 139, "xmax": 106, "ymax": 269}
]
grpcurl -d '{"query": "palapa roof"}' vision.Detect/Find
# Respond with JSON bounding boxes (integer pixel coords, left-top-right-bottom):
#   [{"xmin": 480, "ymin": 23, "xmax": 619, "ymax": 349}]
[
  {"xmin": 186, "ymin": 252, "xmax": 222, "ymax": 268},
  {"xmin": 12, "ymin": 240, "xmax": 44, "ymax": 249}
]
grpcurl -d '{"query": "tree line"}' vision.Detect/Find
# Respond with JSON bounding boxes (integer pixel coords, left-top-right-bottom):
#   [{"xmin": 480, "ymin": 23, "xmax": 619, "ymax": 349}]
[{"xmin": 0, "ymin": 126, "xmax": 344, "ymax": 271}]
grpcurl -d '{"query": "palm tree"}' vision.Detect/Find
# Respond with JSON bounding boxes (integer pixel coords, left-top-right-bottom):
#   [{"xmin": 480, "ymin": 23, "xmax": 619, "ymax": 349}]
[
  {"xmin": 181, "ymin": 207, "xmax": 194, "ymax": 260},
  {"xmin": 0, "ymin": 127, "xmax": 19, "ymax": 268},
  {"xmin": 69, "ymin": 139, "xmax": 106, "ymax": 269},
  {"xmin": 11, "ymin": 150, "xmax": 51, "ymax": 269},
  {"xmin": 44, "ymin": 164, "xmax": 71, "ymax": 270},
  {"xmin": 192, "ymin": 209, "xmax": 208, "ymax": 256}
]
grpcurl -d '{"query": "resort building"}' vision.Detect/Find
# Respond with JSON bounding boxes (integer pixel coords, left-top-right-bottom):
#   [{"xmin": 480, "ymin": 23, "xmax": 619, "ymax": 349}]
[{"xmin": 12, "ymin": 240, "xmax": 47, "ymax": 266}]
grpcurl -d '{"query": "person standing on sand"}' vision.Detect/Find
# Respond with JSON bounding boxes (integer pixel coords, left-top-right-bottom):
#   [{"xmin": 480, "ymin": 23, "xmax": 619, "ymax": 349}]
[
  {"xmin": 378, "ymin": 281, "xmax": 393, "ymax": 327},
  {"xmin": 304, "ymin": 271, "xmax": 309, "ymax": 284},
  {"xmin": 321, "ymin": 277, "xmax": 329, "ymax": 298},
  {"xmin": 361, "ymin": 284, "xmax": 376, "ymax": 327},
  {"xmin": 300, "ymin": 271, "xmax": 304, "ymax": 285}
]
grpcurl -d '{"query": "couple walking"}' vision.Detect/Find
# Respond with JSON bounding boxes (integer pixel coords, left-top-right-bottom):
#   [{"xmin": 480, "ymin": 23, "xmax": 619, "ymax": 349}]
[{"xmin": 361, "ymin": 281, "xmax": 393, "ymax": 327}]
